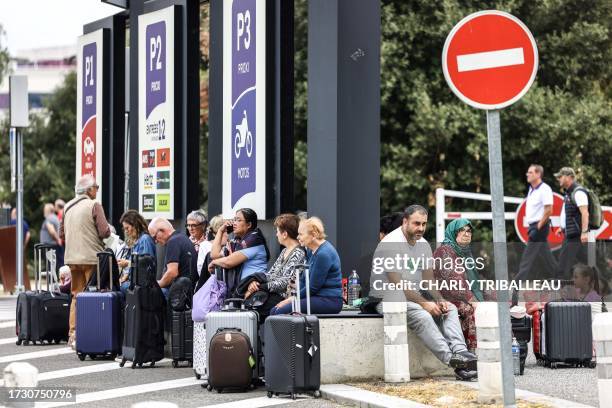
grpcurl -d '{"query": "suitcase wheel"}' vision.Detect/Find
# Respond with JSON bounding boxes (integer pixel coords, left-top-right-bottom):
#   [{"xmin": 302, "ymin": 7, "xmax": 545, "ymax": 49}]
[
  {"xmin": 90, "ymin": 355, "xmax": 96, "ymax": 360},
  {"xmin": 138, "ymin": 363, "xmax": 143, "ymax": 368},
  {"xmin": 172, "ymin": 360, "xmax": 178, "ymax": 368},
  {"xmin": 216, "ymin": 388, "xmax": 222, "ymax": 393},
  {"xmin": 131, "ymin": 363, "xmax": 136, "ymax": 369},
  {"xmin": 77, "ymin": 353, "xmax": 86, "ymax": 361},
  {"xmin": 313, "ymin": 390, "xmax": 321, "ymax": 399},
  {"xmin": 119, "ymin": 359, "xmax": 126, "ymax": 368},
  {"xmin": 267, "ymin": 391, "xmax": 273, "ymax": 398},
  {"xmin": 589, "ymin": 361, "xmax": 597, "ymax": 369},
  {"xmin": 15, "ymin": 339, "xmax": 22, "ymax": 346},
  {"xmin": 195, "ymin": 373, "xmax": 201, "ymax": 380},
  {"xmin": 206, "ymin": 384, "xmax": 212, "ymax": 392},
  {"xmin": 150, "ymin": 361, "xmax": 155, "ymax": 368}
]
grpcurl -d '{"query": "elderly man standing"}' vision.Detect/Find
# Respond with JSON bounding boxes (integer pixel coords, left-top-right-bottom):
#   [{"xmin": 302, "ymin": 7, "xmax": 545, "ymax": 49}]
[
  {"xmin": 148, "ymin": 217, "xmax": 197, "ymax": 297},
  {"xmin": 60, "ymin": 174, "xmax": 110, "ymax": 349}
]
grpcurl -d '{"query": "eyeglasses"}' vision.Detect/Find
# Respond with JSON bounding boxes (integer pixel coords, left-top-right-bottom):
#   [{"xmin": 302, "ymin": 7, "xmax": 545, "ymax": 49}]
[
  {"xmin": 185, "ymin": 222, "xmax": 203, "ymax": 229},
  {"xmin": 459, "ymin": 227, "xmax": 473, "ymax": 234},
  {"xmin": 233, "ymin": 218, "xmax": 245, "ymax": 223}
]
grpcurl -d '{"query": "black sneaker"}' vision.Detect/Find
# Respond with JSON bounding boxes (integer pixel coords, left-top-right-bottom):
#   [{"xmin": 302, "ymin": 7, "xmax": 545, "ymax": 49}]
[
  {"xmin": 449, "ymin": 351, "xmax": 478, "ymax": 371},
  {"xmin": 455, "ymin": 368, "xmax": 478, "ymax": 381}
]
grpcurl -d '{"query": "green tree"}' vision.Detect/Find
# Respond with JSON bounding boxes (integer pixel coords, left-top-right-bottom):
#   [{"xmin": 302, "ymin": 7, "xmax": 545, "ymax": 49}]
[
  {"xmin": 0, "ymin": 25, "xmax": 9, "ymax": 84},
  {"xmin": 0, "ymin": 71, "xmax": 77, "ymax": 246},
  {"xmin": 293, "ymin": 0, "xmax": 611, "ymax": 241}
]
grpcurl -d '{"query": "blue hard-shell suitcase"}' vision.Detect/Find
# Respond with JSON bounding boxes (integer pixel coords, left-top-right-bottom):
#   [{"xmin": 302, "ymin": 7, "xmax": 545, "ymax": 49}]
[{"xmin": 76, "ymin": 251, "xmax": 123, "ymax": 360}]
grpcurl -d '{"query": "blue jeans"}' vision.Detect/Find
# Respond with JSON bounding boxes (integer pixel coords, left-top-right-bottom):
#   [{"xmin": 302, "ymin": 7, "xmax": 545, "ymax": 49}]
[{"xmin": 270, "ymin": 295, "xmax": 343, "ymax": 315}]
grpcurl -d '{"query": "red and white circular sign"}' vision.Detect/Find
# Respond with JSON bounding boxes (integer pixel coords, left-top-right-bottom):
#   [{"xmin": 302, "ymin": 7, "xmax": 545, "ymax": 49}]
[
  {"xmin": 514, "ymin": 193, "xmax": 565, "ymax": 250},
  {"xmin": 442, "ymin": 10, "xmax": 538, "ymax": 110}
]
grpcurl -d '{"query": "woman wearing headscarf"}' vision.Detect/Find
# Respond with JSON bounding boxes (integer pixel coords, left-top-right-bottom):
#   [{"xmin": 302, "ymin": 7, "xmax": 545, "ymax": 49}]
[{"xmin": 433, "ymin": 218, "xmax": 483, "ymax": 351}]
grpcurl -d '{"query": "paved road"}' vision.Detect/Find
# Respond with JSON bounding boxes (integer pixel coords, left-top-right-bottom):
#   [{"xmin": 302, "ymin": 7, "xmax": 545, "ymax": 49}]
[
  {"xmin": 0, "ymin": 297, "xmax": 342, "ymax": 408},
  {"xmin": 0, "ymin": 295, "xmax": 600, "ymax": 407}
]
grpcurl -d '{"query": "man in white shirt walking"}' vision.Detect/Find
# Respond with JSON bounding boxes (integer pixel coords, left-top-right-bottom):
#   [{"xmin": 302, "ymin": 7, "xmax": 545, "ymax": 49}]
[
  {"xmin": 514, "ymin": 165, "xmax": 558, "ymax": 283},
  {"xmin": 555, "ymin": 167, "xmax": 589, "ymax": 279}
]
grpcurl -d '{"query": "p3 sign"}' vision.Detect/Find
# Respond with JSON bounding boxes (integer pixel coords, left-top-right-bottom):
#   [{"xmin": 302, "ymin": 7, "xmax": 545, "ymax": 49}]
[
  {"xmin": 442, "ymin": 10, "xmax": 538, "ymax": 110},
  {"xmin": 223, "ymin": 0, "xmax": 267, "ymax": 218}
]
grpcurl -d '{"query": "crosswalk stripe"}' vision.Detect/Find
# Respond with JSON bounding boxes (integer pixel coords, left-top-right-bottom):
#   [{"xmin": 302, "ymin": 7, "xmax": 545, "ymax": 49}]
[
  {"xmin": 197, "ymin": 396, "xmax": 300, "ymax": 408},
  {"xmin": 0, "ymin": 347, "xmax": 73, "ymax": 364},
  {"xmin": 0, "ymin": 337, "xmax": 17, "ymax": 345},
  {"xmin": 36, "ymin": 377, "xmax": 201, "ymax": 408},
  {"xmin": 0, "ymin": 321, "xmax": 15, "ymax": 328},
  {"xmin": 37, "ymin": 358, "xmax": 172, "ymax": 382}
]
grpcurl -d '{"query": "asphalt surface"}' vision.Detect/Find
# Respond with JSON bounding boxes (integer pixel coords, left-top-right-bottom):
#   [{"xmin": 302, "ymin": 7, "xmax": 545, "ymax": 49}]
[
  {"xmin": 0, "ymin": 296, "xmax": 600, "ymax": 407},
  {"xmin": 0, "ymin": 297, "xmax": 344, "ymax": 408}
]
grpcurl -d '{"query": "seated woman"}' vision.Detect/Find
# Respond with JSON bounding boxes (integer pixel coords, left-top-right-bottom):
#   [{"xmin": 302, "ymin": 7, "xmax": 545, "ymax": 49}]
[
  {"xmin": 271, "ymin": 217, "xmax": 343, "ymax": 315},
  {"xmin": 117, "ymin": 210, "xmax": 156, "ymax": 293},
  {"xmin": 563, "ymin": 264, "xmax": 603, "ymax": 302},
  {"xmin": 208, "ymin": 208, "xmax": 270, "ymax": 290},
  {"xmin": 433, "ymin": 218, "xmax": 483, "ymax": 352},
  {"xmin": 241, "ymin": 214, "xmax": 306, "ymax": 317}
]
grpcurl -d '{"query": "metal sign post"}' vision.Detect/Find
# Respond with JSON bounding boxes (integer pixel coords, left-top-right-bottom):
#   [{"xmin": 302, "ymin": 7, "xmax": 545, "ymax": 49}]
[
  {"xmin": 10, "ymin": 75, "xmax": 29, "ymax": 294},
  {"xmin": 442, "ymin": 11, "xmax": 539, "ymax": 406},
  {"xmin": 487, "ymin": 109, "xmax": 516, "ymax": 407}
]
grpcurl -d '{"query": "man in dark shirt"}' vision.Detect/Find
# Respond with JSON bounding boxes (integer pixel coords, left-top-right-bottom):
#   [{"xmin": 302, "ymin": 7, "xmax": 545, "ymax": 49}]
[{"xmin": 148, "ymin": 217, "xmax": 197, "ymax": 297}]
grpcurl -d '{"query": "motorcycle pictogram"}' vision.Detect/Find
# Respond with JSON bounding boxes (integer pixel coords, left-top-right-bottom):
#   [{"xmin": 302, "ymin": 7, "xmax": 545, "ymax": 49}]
[{"xmin": 234, "ymin": 110, "xmax": 253, "ymax": 158}]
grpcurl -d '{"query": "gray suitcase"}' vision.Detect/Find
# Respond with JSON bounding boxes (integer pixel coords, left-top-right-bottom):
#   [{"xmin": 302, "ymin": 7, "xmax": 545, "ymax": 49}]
[{"xmin": 205, "ymin": 299, "xmax": 260, "ymax": 384}]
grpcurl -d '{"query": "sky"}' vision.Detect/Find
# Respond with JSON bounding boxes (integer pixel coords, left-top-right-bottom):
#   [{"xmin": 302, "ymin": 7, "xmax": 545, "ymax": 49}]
[{"xmin": 0, "ymin": 0, "xmax": 121, "ymax": 55}]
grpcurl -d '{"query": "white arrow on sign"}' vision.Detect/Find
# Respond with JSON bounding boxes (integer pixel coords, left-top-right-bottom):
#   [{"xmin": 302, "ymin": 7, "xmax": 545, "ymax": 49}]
[{"xmin": 457, "ymin": 47, "xmax": 525, "ymax": 72}]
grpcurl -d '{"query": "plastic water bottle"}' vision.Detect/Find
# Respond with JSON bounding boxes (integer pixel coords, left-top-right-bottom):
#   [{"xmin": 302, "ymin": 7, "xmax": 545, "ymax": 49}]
[
  {"xmin": 512, "ymin": 337, "xmax": 521, "ymax": 375},
  {"xmin": 347, "ymin": 270, "xmax": 361, "ymax": 306}
]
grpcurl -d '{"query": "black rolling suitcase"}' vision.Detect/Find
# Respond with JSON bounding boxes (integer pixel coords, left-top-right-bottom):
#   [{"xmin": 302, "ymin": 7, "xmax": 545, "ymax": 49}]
[
  {"xmin": 541, "ymin": 302, "xmax": 594, "ymax": 368},
  {"xmin": 169, "ymin": 276, "xmax": 194, "ymax": 367},
  {"xmin": 120, "ymin": 253, "xmax": 165, "ymax": 368},
  {"xmin": 511, "ymin": 315, "xmax": 531, "ymax": 375},
  {"xmin": 263, "ymin": 264, "xmax": 321, "ymax": 400},
  {"xmin": 16, "ymin": 244, "xmax": 70, "ymax": 345}
]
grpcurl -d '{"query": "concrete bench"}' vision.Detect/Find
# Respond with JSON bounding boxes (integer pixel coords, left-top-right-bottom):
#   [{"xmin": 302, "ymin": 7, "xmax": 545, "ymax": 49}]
[{"xmin": 318, "ymin": 310, "xmax": 453, "ymax": 384}]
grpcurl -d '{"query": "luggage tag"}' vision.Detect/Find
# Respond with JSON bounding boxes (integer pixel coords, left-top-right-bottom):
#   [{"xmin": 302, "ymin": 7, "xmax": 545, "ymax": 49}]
[{"xmin": 248, "ymin": 354, "xmax": 256, "ymax": 368}]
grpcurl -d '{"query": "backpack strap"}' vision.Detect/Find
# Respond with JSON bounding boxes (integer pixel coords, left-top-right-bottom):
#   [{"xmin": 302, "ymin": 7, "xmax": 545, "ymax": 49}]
[{"xmin": 63, "ymin": 197, "xmax": 88, "ymax": 217}]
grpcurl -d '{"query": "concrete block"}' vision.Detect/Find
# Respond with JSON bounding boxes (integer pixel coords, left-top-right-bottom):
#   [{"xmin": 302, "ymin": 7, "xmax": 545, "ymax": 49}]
[
  {"xmin": 319, "ymin": 316, "xmax": 452, "ymax": 383},
  {"xmin": 320, "ymin": 318, "xmax": 384, "ymax": 383}
]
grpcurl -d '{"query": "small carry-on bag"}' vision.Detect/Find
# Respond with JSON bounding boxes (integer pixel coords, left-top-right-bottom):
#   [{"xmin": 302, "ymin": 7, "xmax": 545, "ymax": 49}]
[
  {"xmin": 263, "ymin": 263, "xmax": 321, "ymax": 400},
  {"xmin": 541, "ymin": 301, "xmax": 594, "ymax": 368},
  {"xmin": 16, "ymin": 244, "xmax": 70, "ymax": 345},
  {"xmin": 169, "ymin": 276, "xmax": 194, "ymax": 368},
  {"xmin": 205, "ymin": 296, "xmax": 259, "ymax": 392},
  {"xmin": 120, "ymin": 253, "xmax": 165, "ymax": 368},
  {"xmin": 75, "ymin": 250, "xmax": 123, "ymax": 360},
  {"xmin": 511, "ymin": 315, "xmax": 531, "ymax": 375}
]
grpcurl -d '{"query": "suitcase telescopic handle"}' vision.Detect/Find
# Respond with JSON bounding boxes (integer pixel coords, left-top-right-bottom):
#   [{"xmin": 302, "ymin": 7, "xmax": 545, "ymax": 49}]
[
  {"xmin": 293, "ymin": 263, "xmax": 311, "ymax": 315},
  {"xmin": 96, "ymin": 251, "xmax": 114, "ymax": 292}
]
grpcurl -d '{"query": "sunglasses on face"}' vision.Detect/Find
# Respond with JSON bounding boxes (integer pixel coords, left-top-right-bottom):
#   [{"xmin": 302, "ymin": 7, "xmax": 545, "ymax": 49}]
[{"xmin": 185, "ymin": 222, "xmax": 203, "ymax": 229}]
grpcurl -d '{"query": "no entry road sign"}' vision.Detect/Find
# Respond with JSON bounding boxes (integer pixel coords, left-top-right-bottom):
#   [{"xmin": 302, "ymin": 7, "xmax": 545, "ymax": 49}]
[{"xmin": 442, "ymin": 10, "xmax": 538, "ymax": 110}]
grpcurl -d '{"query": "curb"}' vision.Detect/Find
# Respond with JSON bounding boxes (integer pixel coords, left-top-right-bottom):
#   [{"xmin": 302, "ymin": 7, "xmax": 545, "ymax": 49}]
[{"xmin": 320, "ymin": 384, "xmax": 431, "ymax": 408}]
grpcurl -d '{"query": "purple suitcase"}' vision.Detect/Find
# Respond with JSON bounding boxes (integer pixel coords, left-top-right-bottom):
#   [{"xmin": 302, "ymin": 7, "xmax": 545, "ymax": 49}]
[{"xmin": 76, "ymin": 252, "xmax": 123, "ymax": 360}]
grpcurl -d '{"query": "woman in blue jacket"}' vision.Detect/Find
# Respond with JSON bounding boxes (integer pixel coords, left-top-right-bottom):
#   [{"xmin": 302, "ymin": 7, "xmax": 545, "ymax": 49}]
[
  {"xmin": 271, "ymin": 217, "xmax": 343, "ymax": 315},
  {"xmin": 117, "ymin": 210, "xmax": 156, "ymax": 293}
]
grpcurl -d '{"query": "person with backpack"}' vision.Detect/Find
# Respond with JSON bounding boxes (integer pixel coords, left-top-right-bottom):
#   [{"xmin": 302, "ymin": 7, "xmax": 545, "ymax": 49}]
[{"xmin": 554, "ymin": 167, "xmax": 603, "ymax": 279}]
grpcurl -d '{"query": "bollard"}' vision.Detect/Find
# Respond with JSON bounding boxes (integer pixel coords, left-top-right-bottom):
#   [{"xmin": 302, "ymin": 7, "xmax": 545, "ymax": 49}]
[
  {"xmin": 3, "ymin": 362, "xmax": 38, "ymax": 408},
  {"xmin": 382, "ymin": 301, "xmax": 410, "ymax": 382},
  {"xmin": 593, "ymin": 313, "xmax": 612, "ymax": 408},
  {"xmin": 475, "ymin": 302, "xmax": 503, "ymax": 404},
  {"xmin": 3, "ymin": 362, "xmax": 38, "ymax": 387}
]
